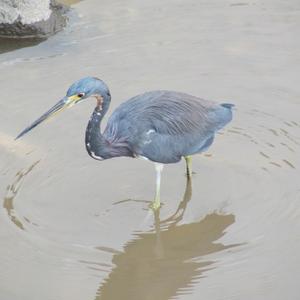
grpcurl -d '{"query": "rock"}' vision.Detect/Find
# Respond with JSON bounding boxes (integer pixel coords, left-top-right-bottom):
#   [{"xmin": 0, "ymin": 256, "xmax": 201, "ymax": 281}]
[{"xmin": 0, "ymin": 0, "xmax": 68, "ymax": 38}]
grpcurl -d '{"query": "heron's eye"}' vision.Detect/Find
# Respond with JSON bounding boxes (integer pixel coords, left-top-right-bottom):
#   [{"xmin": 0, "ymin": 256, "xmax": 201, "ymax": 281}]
[{"xmin": 77, "ymin": 93, "xmax": 85, "ymax": 98}]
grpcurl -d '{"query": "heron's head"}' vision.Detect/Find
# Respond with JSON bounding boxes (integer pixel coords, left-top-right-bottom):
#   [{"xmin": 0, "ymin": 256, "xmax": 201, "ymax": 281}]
[{"xmin": 16, "ymin": 77, "xmax": 111, "ymax": 139}]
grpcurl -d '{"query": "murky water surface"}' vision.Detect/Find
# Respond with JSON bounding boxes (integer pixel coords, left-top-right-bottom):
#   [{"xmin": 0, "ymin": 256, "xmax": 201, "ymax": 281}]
[{"xmin": 0, "ymin": 0, "xmax": 299, "ymax": 299}]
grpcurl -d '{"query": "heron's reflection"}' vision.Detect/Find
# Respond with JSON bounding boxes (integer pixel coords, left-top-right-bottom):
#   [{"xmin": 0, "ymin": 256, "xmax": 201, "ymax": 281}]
[{"xmin": 95, "ymin": 178, "xmax": 239, "ymax": 300}]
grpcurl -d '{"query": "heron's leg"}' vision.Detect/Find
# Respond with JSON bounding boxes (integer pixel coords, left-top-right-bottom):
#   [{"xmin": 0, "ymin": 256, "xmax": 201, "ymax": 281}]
[
  {"xmin": 150, "ymin": 163, "xmax": 164, "ymax": 210},
  {"xmin": 184, "ymin": 156, "xmax": 192, "ymax": 178}
]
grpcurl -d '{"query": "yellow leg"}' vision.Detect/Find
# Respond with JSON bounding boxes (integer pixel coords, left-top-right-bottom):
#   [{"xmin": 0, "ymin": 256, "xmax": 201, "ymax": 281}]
[{"xmin": 184, "ymin": 156, "xmax": 192, "ymax": 178}]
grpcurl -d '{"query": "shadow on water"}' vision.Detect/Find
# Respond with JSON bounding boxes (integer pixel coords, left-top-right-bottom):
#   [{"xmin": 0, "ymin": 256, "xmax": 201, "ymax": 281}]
[
  {"xmin": 3, "ymin": 160, "xmax": 40, "ymax": 230},
  {"xmin": 0, "ymin": 38, "xmax": 45, "ymax": 55},
  {"xmin": 95, "ymin": 178, "xmax": 241, "ymax": 300}
]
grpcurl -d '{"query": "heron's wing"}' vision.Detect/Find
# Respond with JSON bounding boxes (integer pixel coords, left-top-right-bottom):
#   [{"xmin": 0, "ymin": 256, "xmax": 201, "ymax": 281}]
[{"xmin": 103, "ymin": 91, "xmax": 233, "ymax": 163}]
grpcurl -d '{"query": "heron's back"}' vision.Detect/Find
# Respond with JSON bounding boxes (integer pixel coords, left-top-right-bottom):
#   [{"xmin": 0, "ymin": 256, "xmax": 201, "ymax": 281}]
[{"xmin": 104, "ymin": 91, "xmax": 233, "ymax": 163}]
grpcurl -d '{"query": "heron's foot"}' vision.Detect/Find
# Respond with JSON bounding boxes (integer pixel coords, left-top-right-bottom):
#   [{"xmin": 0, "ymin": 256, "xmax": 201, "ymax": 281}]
[{"xmin": 149, "ymin": 199, "xmax": 161, "ymax": 211}]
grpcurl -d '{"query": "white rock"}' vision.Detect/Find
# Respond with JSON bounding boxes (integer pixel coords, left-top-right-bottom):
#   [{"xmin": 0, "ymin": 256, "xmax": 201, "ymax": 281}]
[{"xmin": 0, "ymin": 0, "xmax": 51, "ymax": 24}]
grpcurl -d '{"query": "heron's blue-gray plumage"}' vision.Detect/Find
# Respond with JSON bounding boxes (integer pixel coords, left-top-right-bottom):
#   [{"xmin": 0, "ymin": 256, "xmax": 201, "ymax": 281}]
[
  {"xmin": 101, "ymin": 90, "xmax": 233, "ymax": 163},
  {"xmin": 15, "ymin": 77, "xmax": 234, "ymax": 210}
]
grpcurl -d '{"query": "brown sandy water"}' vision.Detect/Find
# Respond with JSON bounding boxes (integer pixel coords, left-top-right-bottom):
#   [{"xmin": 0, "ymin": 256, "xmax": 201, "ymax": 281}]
[{"xmin": 0, "ymin": 0, "xmax": 299, "ymax": 299}]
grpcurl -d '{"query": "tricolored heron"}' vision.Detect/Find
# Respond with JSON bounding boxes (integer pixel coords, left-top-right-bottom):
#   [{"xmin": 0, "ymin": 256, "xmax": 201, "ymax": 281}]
[{"xmin": 16, "ymin": 77, "xmax": 234, "ymax": 209}]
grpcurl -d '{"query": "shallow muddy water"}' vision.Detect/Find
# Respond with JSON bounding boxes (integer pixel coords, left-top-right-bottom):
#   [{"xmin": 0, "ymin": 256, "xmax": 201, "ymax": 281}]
[{"xmin": 0, "ymin": 0, "xmax": 300, "ymax": 299}]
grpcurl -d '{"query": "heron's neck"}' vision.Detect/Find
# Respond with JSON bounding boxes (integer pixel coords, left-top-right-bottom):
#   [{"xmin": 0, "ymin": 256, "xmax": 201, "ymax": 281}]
[{"xmin": 85, "ymin": 105, "xmax": 133, "ymax": 160}]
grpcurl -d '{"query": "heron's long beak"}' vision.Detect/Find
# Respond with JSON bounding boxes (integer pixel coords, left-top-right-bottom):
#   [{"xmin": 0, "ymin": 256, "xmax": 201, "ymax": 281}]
[{"xmin": 15, "ymin": 95, "xmax": 80, "ymax": 140}]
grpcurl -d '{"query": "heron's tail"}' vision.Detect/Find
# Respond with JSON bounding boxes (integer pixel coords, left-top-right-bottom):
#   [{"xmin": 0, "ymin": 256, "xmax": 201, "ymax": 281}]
[{"xmin": 221, "ymin": 103, "xmax": 235, "ymax": 109}]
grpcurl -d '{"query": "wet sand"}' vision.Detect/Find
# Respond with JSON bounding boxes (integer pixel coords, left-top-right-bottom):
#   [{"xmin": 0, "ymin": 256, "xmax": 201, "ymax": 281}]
[{"xmin": 0, "ymin": 0, "xmax": 300, "ymax": 299}]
